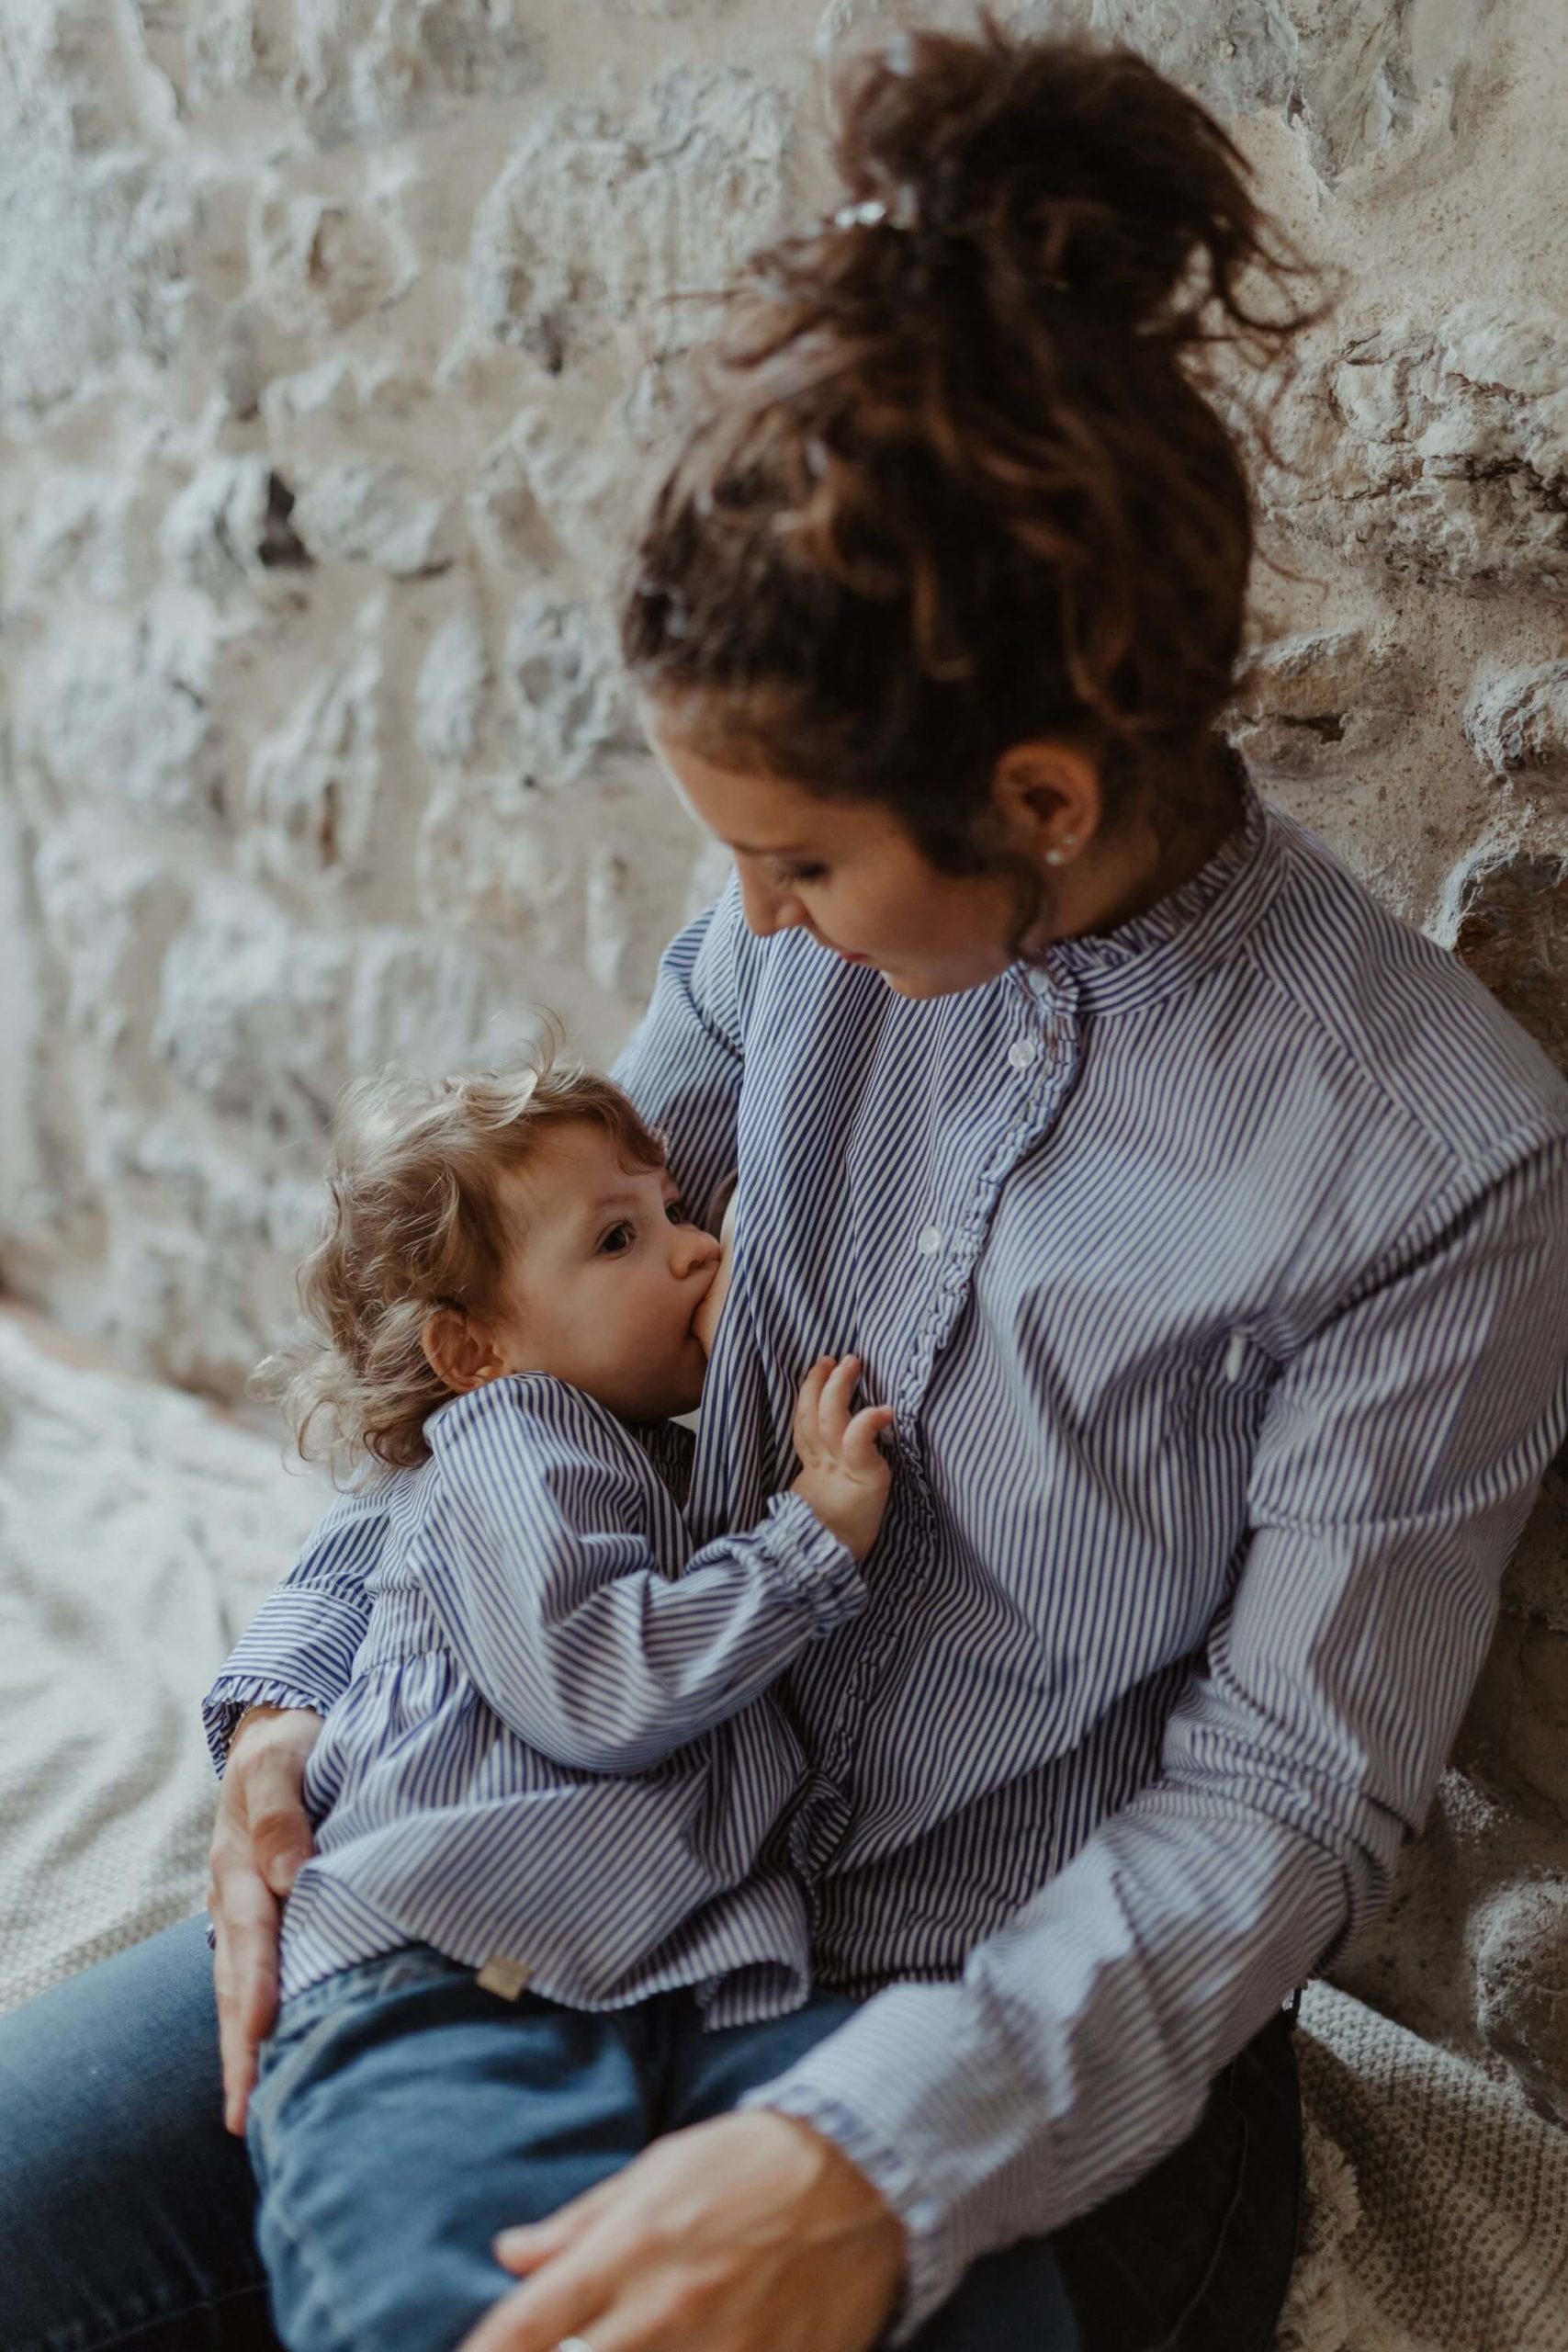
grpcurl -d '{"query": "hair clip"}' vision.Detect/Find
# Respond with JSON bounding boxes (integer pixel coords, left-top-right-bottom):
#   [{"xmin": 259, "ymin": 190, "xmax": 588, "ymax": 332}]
[{"xmin": 830, "ymin": 185, "xmax": 920, "ymax": 234}]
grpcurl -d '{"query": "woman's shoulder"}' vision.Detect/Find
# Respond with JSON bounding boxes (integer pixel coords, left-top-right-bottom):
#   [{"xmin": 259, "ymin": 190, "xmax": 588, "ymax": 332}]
[{"xmin": 1247, "ymin": 803, "xmax": 1568, "ymax": 1170}]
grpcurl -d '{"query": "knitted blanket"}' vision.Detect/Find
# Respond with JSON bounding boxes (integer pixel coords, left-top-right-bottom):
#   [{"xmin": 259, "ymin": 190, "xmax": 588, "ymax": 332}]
[{"xmin": 1280, "ymin": 1983, "xmax": 1568, "ymax": 2352}]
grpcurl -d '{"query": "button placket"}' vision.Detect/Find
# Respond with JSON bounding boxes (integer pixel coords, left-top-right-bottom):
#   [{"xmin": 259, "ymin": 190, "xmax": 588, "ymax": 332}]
[{"xmin": 806, "ymin": 978, "xmax": 1083, "ymax": 1852}]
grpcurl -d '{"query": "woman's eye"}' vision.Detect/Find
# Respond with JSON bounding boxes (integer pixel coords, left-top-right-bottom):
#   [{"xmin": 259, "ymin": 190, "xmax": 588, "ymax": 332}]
[
  {"xmin": 599, "ymin": 1223, "xmax": 635, "ymax": 1255},
  {"xmin": 778, "ymin": 863, "xmax": 828, "ymax": 886}
]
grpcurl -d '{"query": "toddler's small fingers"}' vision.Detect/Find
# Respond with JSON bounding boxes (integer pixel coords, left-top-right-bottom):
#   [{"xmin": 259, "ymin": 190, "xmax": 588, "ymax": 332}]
[
  {"xmin": 818, "ymin": 1353, "xmax": 863, "ymax": 1447},
  {"xmin": 844, "ymin": 1403, "xmax": 896, "ymax": 1470},
  {"xmin": 793, "ymin": 1354, "xmax": 832, "ymax": 1448}
]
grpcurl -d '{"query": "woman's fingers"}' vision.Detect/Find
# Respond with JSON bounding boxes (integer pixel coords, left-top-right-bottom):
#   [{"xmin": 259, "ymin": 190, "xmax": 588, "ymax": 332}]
[
  {"xmin": 243, "ymin": 1752, "xmax": 317, "ymax": 1899},
  {"xmin": 208, "ymin": 1707, "xmax": 322, "ymax": 2132},
  {"xmin": 493, "ymin": 2174, "xmax": 621, "ymax": 2274},
  {"xmin": 209, "ymin": 1866, "xmax": 279, "ymax": 2132},
  {"xmin": 458, "ymin": 2245, "xmax": 614, "ymax": 2352}
]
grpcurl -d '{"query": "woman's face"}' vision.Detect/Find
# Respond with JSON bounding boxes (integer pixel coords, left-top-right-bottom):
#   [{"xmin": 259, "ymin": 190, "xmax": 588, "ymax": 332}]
[{"xmin": 644, "ymin": 710, "xmax": 1029, "ymax": 1000}]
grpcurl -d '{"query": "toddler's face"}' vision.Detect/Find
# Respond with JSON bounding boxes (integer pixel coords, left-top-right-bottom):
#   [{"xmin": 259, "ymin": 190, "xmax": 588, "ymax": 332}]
[{"xmin": 485, "ymin": 1122, "xmax": 722, "ymax": 1421}]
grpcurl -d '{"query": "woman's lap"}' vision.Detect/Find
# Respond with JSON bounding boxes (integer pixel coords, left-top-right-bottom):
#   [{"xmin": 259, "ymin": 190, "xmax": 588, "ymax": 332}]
[
  {"xmin": 0, "ymin": 1915, "xmax": 274, "ymax": 2352},
  {"xmin": 0, "ymin": 1919, "xmax": 1299, "ymax": 2352}
]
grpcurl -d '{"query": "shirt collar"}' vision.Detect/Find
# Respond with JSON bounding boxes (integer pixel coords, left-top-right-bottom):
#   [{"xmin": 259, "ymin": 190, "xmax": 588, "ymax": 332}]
[{"xmin": 1019, "ymin": 768, "xmax": 1282, "ymax": 1017}]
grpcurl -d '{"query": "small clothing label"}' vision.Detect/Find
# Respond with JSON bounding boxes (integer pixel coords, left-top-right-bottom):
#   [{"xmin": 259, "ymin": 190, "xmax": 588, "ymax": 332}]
[{"xmin": 476, "ymin": 1954, "xmax": 531, "ymax": 2000}]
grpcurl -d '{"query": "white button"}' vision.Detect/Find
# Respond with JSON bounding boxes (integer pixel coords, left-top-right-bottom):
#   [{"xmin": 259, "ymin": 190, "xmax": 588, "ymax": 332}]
[
  {"xmin": 1224, "ymin": 1329, "xmax": 1247, "ymax": 1383},
  {"xmin": 1008, "ymin": 1036, "xmax": 1040, "ymax": 1069},
  {"xmin": 918, "ymin": 1224, "xmax": 943, "ymax": 1257}
]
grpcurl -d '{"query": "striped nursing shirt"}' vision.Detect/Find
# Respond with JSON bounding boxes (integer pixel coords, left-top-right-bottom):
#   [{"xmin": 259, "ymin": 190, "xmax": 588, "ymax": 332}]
[{"xmin": 206, "ymin": 777, "xmax": 1568, "ymax": 2337}]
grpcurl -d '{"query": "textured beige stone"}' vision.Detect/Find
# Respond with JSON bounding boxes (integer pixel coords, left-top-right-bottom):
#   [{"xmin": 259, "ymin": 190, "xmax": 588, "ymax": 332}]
[
  {"xmin": 1273, "ymin": 308, "xmax": 1568, "ymax": 596},
  {"xmin": 17, "ymin": 602, "xmax": 229, "ymax": 829},
  {"xmin": 243, "ymin": 594, "xmax": 387, "ymax": 880},
  {"xmin": 1449, "ymin": 850, "xmax": 1568, "ymax": 1073},
  {"xmin": 468, "ymin": 69, "xmax": 795, "ymax": 369},
  {"xmin": 1458, "ymin": 1615, "xmax": 1568, "ymax": 1830},
  {"xmin": 290, "ymin": 458, "xmax": 457, "ymax": 576},
  {"xmin": 1471, "ymin": 1881, "xmax": 1568, "ymax": 2126},
  {"xmin": 1467, "ymin": 661, "xmax": 1568, "ymax": 789},
  {"xmin": 826, "ymin": 0, "xmax": 1498, "ymax": 181},
  {"xmin": 152, "ymin": 888, "xmax": 351, "ymax": 1146},
  {"xmin": 288, "ymin": 0, "xmax": 547, "ymax": 148},
  {"xmin": 251, "ymin": 183, "xmax": 401, "ymax": 336},
  {"xmin": 416, "ymin": 768, "xmax": 584, "ymax": 953},
  {"xmin": 160, "ymin": 456, "xmax": 312, "ymax": 596},
  {"xmin": 31, "ymin": 821, "xmax": 187, "ymax": 1054},
  {"xmin": 1227, "ymin": 631, "xmax": 1416, "ymax": 785},
  {"xmin": 503, "ymin": 593, "xmax": 639, "ymax": 785},
  {"xmin": 415, "ymin": 606, "xmax": 492, "ymax": 768}
]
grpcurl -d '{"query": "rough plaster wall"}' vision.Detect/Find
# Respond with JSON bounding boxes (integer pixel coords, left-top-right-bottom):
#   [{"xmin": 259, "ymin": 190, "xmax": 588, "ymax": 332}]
[{"xmin": 1, "ymin": 1, "xmax": 1565, "ymax": 2114}]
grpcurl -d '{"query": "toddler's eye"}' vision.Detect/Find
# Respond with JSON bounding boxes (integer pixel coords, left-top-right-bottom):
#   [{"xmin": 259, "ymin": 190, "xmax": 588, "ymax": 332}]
[
  {"xmin": 599, "ymin": 1222, "xmax": 635, "ymax": 1255},
  {"xmin": 664, "ymin": 1198, "xmax": 689, "ymax": 1225}
]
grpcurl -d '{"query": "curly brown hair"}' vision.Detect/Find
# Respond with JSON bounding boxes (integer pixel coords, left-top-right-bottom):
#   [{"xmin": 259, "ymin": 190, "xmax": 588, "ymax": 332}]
[
  {"xmin": 257, "ymin": 1054, "xmax": 665, "ymax": 1476},
  {"xmin": 618, "ymin": 17, "xmax": 1323, "ymax": 909}
]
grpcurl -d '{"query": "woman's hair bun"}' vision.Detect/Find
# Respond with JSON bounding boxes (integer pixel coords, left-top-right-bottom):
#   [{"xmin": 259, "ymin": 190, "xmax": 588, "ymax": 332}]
[{"xmin": 829, "ymin": 12, "xmax": 1282, "ymax": 345}]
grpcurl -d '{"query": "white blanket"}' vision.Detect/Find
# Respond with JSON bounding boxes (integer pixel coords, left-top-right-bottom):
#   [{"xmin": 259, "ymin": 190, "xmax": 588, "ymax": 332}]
[
  {"xmin": 0, "ymin": 1313, "xmax": 327, "ymax": 2013},
  {"xmin": 1, "ymin": 1312, "xmax": 1563, "ymax": 2347}
]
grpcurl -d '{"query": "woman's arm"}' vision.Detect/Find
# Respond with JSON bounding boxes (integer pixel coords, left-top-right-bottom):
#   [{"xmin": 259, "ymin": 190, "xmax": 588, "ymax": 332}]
[{"xmin": 423, "ymin": 1376, "xmax": 865, "ymax": 1773}]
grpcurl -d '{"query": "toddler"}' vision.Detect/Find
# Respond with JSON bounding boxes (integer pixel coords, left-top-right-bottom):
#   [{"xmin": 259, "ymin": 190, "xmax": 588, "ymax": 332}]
[{"xmin": 204, "ymin": 1053, "xmax": 893, "ymax": 2352}]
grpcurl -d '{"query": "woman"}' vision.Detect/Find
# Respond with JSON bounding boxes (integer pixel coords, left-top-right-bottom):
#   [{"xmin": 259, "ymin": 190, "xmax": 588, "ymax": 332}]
[{"xmin": 4, "ymin": 24, "xmax": 1566, "ymax": 2352}]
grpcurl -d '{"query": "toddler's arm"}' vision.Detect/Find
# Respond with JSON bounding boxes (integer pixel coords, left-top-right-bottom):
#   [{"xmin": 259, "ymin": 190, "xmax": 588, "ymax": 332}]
[
  {"xmin": 419, "ymin": 1373, "xmax": 881, "ymax": 1773},
  {"xmin": 202, "ymin": 1484, "xmax": 389, "ymax": 1768}
]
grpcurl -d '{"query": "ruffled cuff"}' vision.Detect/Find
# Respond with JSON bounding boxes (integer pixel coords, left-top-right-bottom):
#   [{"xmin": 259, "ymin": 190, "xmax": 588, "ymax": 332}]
[
  {"xmin": 739, "ymin": 2083, "xmax": 951, "ymax": 2342},
  {"xmin": 752, "ymin": 1489, "xmax": 864, "ymax": 1635},
  {"xmin": 201, "ymin": 1587, "xmax": 369, "ymax": 1772}
]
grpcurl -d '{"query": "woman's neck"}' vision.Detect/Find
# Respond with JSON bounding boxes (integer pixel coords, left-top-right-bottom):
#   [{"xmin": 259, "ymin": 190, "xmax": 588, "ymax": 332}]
[{"xmin": 1049, "ymin": 737, "xmax": 1247, "ymax": 945}]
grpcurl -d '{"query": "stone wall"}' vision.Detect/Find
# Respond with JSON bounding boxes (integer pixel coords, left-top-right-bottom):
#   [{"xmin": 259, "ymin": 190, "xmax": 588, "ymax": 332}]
[{"xmin": 2, "ymin": 3, "xmax": 1565, "ymax": 2105}]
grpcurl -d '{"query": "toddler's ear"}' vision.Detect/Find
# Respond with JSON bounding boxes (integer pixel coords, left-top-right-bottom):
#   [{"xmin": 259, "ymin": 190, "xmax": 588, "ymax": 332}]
[{"xmin": 422, "ymin": 1306, "xmax": 503, "ymax": 1394}]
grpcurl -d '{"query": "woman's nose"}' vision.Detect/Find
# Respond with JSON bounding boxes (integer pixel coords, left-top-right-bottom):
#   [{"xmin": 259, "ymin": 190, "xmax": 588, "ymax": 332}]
[{"xmin": 736, "ymin": 865, "xmax": 803, "ymax": 939}]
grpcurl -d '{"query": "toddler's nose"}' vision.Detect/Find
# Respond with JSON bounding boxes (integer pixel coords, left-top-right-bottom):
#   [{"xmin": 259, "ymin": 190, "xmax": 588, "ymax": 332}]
[{"xmin": 676, "ymin": 1224, "xmax": 722, "ymax": 1281}]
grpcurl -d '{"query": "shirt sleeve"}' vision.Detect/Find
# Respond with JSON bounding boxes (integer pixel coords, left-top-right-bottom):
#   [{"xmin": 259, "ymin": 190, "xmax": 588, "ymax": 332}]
[
  {"xmin": 422, "ymin": 1379, "xmax": 864, "ymax": 1773},
  {"xmin": 201, "ymin": 1483, "xmax": 389, "ymax": 1771},
  {"xmin": 742, "ymin": 1124, "xmax": 1568, "ymax": 2336},
  {"xmin": 611, "ymin": 873, "xmax": 750, "ymax": 1229}
]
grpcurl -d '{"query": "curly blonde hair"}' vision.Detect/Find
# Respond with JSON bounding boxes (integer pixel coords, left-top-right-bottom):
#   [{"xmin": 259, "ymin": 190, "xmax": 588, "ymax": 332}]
[{"xmin": 258, "ymin": 1051, "xmax": 666, "ymax": 1476}]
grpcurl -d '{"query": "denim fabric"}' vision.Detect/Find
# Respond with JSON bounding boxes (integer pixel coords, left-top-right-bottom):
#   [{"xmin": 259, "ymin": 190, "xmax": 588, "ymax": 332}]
[{"xmin": 0, "ymin": 1918, "xmax": 1299, "ymax": 2352}]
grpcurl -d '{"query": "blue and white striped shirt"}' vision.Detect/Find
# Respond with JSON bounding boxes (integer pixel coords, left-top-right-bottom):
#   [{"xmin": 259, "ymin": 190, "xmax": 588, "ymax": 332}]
[
  {"xmin": 207, "ymin": 1377, "xmax": 863, "ymax": 2015},
  {"xmin": 207, "ymin": 779, "xmax": 1568, "ymax": 2336}
]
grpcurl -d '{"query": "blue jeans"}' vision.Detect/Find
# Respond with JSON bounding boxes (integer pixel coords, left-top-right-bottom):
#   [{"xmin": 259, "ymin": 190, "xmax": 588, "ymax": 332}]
[{"xmin": 0, "ymin": 1917, "xmax": 1301, "ymax": 2352}]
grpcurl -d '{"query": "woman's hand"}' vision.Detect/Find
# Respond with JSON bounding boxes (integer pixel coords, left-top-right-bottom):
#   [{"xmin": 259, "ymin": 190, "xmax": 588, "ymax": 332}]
[
  {"xmin": 458, "ymin": 2109, "xmax": 906, "ymax": 2352},
  {"xmin": 206, "ymin": 1702, "xmax": 323, "ymax": 2133}
]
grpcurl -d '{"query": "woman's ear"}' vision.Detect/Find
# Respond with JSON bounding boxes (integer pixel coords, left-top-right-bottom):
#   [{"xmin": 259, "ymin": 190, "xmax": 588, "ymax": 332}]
[
  {"xmin": 422, "ymin": 1306, "xmax": 505, "ymax": 1394},
  {"xmin": 990, "ymin": 740, "xmax": 1101, "ymax": 869}
]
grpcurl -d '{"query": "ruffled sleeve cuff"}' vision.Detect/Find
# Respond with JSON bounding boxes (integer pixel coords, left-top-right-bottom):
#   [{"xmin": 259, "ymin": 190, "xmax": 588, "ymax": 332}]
[
  {"xmin": 201, "ymin": 1587, "xmax": 370, "ymax": 1772},
  {"xmin": 751, "ymin": 1489, "xmax": 865, "ymax": 1636}
]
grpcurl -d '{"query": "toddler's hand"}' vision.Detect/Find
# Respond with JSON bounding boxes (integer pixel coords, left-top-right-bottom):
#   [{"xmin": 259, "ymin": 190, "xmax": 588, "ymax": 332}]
[{"xmin": 790, "ymin": 1355, "xmax": 896, "ymax": 1564}]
